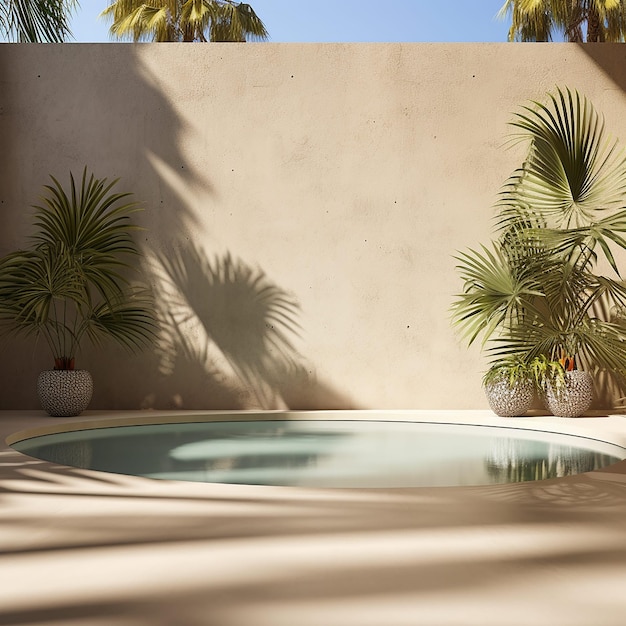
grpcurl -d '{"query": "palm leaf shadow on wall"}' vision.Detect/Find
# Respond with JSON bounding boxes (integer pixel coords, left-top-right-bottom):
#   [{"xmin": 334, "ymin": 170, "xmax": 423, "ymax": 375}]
[{"xmin": 155, "ymin": 243, "xmax": 302, "ymax": 408}]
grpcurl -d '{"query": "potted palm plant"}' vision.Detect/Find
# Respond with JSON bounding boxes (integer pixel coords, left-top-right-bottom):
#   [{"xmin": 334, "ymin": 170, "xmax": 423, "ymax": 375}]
[
  {"xmin": 0, "ymin": 168, "xmax": 158, "ymax": 416},
  {"xmin": 452, "ymin": 87, "xmax": 626, "ymax": 417}
]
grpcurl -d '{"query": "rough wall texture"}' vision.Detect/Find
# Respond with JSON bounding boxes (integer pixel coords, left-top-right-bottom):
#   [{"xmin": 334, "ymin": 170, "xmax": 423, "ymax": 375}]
[{"xmin": 1, "ymin": 43, "xmax": 626, "ymax": 410}]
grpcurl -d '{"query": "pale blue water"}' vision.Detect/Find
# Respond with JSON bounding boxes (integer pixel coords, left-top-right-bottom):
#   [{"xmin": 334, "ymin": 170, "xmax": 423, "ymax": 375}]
[{"xmin": 12, "ymin": 419, "xmax": 626, "ymax": 488}]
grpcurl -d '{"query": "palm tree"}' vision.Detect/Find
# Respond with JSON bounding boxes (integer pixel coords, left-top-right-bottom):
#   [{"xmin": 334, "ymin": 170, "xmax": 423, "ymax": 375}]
[
  {"xmin": 452, "ymin": 87, "xmax": 626, "ymax": 396},
  {"xmin": 498, "ymin": 0, "xmax": 626, "ymax": 42},
  {"xmin": 0, "ymin": 0, "xmax": 76, "ymax": 42},
  {"xmin": 101, "ymin": 0, "xmax": 268, "ymax": 42},
  {"xmin": 0, "ymin": 168, "xmax": 157, "ymax": 370}
]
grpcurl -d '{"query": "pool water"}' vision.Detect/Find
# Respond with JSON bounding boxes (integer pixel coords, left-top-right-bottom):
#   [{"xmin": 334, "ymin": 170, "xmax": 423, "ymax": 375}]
[{"xmin": 11, "ymin": 419, "xmax": 626, "ymax": 488}]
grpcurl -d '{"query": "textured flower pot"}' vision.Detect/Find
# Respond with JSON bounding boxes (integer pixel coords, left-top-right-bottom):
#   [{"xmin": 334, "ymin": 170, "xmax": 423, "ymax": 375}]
[
  {"xmin": 485, "ymin": 378, "xmax": 535, "ymax": 417},
  {"xmin": 37, "ymin": 370, "xmax": 93, "ymax": 417},
  {"xmin": 546, "ymin": 370, "xmax": 593, "ymax": 418}
]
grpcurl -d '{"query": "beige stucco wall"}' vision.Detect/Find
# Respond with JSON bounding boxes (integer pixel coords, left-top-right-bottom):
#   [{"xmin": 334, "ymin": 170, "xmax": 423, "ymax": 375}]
[{"xmin": 2, "ymin": 43, "xmax": 626, "ymax": 411}]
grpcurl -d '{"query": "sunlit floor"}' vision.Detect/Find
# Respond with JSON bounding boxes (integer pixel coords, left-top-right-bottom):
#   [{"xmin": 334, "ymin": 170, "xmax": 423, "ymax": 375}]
[{"xmin": 2, "ymin": 409, "xmax": 626, "ymax": 626}]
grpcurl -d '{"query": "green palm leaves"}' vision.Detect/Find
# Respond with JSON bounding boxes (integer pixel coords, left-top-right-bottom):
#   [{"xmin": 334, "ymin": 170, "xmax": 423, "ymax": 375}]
[
  {"xmin": 504, "ymin": 88, "xmax": 626, "ymax": 230},
  {"xmin": 101, "ymin": 0, "xmax": 268, "ymax": 42},
  {"xmin": 0, "ymin": 169, "xmax": 157, "ymax": 369},
  {"xmin": 452, "ymin": 87, "xmax": 626, "ymax": 394},
  {"xmin": 499, "ymin": 0, "xmax": 626, "ymax": 42},
  {"xmin": 0, "ymin": 0, "xmax": 76, "ymax": 42},
  {"xmin": 452, "ymin": 244, "xmax": 543, "ymax": 346}
]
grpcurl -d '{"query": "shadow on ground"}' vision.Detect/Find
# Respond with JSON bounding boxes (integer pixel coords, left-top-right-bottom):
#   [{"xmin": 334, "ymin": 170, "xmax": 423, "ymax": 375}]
[{"xmin": 2, "ymin": 446, "xmax": 626, "ymax": 625}]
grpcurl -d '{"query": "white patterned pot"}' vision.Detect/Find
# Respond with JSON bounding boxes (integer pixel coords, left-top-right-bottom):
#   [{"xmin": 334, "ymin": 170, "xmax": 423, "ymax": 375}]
[
  {"xmin": 484, "ymin": 378, "xmax": 535, "ymax": 417},
  {"xmin": 37, "ymin": 370, "xmax": 93, "ymax": 417},
  {"xmin": 546, "ymin": 370, "xmax": 593, "ymax": 418}
]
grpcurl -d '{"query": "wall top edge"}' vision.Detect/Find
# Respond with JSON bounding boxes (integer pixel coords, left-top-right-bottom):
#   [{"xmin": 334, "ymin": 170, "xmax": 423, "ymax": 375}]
[{"xmin": 0, "ymin": 41, "xmax": 616, "ymax": 47}]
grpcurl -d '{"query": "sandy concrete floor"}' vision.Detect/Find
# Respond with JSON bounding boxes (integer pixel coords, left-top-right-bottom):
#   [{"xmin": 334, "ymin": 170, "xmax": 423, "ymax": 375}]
[{"xmin": 2, "ymin": 409, "xmax": 626, "ymax": 626}]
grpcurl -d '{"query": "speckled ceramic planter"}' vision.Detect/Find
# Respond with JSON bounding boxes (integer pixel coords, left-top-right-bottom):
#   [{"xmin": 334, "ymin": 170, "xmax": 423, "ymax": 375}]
[
  {"xmin": 546, "ymin": 370, "xmax": 593, "ymax": 418},
  {"xmin": 37, "ymin": 370, "xmax": 93, "ymax": 417},
  {"xmin": 484, "ymin": 378, "xmax": 535, "ymax": 417}
]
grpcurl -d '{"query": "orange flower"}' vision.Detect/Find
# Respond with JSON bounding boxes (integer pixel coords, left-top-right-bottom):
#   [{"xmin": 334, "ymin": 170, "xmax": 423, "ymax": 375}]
[{"xmin": 559, "ymin": 352, "xmax": 575, "ymax": 371}]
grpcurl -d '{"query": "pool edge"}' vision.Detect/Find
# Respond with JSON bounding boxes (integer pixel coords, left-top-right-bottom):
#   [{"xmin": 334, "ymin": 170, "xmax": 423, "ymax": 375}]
[{"xmin": 6, "ymin": 408, "xmax": 626, "ymax": 448}]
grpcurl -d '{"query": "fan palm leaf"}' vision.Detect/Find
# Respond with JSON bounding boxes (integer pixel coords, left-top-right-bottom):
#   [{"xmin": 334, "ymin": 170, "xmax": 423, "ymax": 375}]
[
  {"xmin": 451, "ymin": 243, "xmax": 544, "ymax": 346},
  {"xmin": 503, "ymin": 88, "xmax": 626, "ymax": 229}
]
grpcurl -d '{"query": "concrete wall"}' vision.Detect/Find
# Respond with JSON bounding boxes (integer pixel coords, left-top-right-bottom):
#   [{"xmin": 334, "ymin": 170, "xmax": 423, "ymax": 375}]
[{"xmin": 2, "ymin": 43, "xmax": 626, "ymax": 410}]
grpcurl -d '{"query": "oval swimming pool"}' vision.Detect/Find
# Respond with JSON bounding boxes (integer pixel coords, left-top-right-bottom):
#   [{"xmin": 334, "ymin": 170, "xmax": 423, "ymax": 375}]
[{"xmin": 10, "ymin": 415, "xmax": 626, "ymax": 488}]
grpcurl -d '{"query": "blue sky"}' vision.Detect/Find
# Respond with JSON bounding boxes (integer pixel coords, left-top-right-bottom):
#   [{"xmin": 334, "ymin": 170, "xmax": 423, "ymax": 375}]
[{"xmin": 71, "ymin": 0, "xmax": 511, "ymax": 43}]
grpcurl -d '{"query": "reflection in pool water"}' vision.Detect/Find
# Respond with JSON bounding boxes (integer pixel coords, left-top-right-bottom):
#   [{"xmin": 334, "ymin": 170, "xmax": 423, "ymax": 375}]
[{"xmin": 12, "ymin": 420, "xmax": 626, "ymax": 488}]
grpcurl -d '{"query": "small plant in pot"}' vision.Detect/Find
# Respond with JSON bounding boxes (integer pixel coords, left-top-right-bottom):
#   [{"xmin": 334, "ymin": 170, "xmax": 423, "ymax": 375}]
[
  {"xmin": 0, "ymin": 168, "xmax": 157, "ymax": 417},
  {"xmin": 533, "ymin": 353, "xmax": 593, "ymax": 418},
  {"xmin": 482, "ymin": 356, "xmax": 535, "ymax": 417},
  {"xmin": 452, "ymin": 87, "xmax": 626, "ymax": 416}
]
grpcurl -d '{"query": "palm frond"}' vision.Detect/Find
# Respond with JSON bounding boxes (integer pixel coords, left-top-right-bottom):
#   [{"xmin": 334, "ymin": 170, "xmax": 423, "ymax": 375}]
[
  {"xmin": 100, "ymin": 0, "xmax": 268, "ymax": 42},
  {"xmin": 210, "ymin": 0, "xmax": 267, "ymax": 41},
  {"xmin": 31, "ymin": 168, "xmax": 143, "ymax": 304},
  {"xmin": 451, "ymin": 243, "xmax": 544, "ymax": 346},
  {"xmin": 0, "ymin": 168, "xmax": 157, "ymax": 367},
  {"xmin": 504, "ymin": 88, "xmax": 626, "ymax": 229},
  {"xmin": 84, "ymin": 289, "xmax": 159, "ymax": 352},
  {"xmin": 0, "ymin": 246, "xmax": 85, "ymax": 327},
  {"xmin": 498, "ymin": 0, "xmax": 626, "ymax": 41},
  {"xmin": 0, "ymin": 0, "xmax": 76, "ymax": 42}
]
